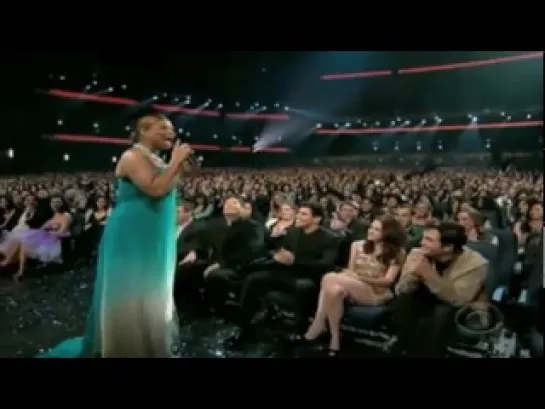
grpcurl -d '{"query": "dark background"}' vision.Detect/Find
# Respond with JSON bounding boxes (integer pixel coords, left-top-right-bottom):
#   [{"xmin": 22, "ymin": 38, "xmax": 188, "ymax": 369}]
[{"xmin": 0, "ymin": 51, "xmax": 542, "ymax": 173}]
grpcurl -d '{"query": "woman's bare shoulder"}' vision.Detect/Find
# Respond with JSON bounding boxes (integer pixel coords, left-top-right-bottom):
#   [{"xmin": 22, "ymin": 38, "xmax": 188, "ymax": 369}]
[{"xmin": 115, "ymin": 148, "xmax": 140, "ymax": 177}]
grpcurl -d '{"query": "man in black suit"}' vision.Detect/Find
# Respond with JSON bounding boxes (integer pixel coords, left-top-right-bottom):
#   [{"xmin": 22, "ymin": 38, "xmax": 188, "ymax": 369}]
[
  {"xmin": 175, "ymin": 200, "xmax": 207, "ymax": 262},
  {"xmin": 173, "ymin": 200, "xmax": 209, "ymax": 315},
  {"xmin": 203, "ymin": 196, "xmax": 267, "ymax": 309},
  {"xmin": 330, "ymin": 201, "xmax": 367, "ymax": 266},
  {"xmin": 227, "ymin": 202, "xmax": 339, "ymax": 348},
  {"xmin": 175, "ymin": 196, "xmax": 265, "ymax": 315},
  {"xmin": 240, "ymin": 198, "xmax": 267, "ymax": 240}
]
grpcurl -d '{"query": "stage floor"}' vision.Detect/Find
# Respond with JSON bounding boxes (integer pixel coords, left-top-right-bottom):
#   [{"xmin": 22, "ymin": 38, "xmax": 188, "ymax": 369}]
[{"xmin": 0, "ymin": 266, "xmax": 381, "ymax": 358}]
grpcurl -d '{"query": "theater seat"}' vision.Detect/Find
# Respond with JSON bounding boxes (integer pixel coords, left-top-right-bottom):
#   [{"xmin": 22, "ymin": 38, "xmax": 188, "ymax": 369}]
[
  {"xmin": 266, "ymin": 290, "xmax": 298, "ymax": 311},
  {"xmin": 343, "ymin": 304, "xmax": 390, "ymax": 328},
  {"xmin": 465, "ymin": 241, "xmax": 507, "ymax": 302}
]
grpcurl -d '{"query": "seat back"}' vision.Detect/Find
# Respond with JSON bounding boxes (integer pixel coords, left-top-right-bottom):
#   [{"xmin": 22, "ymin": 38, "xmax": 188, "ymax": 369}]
[
  {"xmin": 526, "ymin": 237, "xmax": 543, "ymax": 309},
  {"xmin": 466, "ymin": 240, "xmax": 500, "ymax": 299}
]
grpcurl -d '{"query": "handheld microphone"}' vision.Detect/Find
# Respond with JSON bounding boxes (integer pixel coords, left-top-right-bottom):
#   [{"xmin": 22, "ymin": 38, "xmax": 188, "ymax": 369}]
[{"xmin": 186, "ymin": 152, "xmax": 202, "ymax": 168}]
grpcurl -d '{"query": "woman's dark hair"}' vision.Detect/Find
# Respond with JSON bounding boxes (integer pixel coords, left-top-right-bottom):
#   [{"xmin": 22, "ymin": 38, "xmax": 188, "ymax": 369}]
[
  {"xmin": 94, "ymin": 196, "xmax": 110, "ymax": 210},
  {"xmin": 526, "ymin": 198, "xmax": 542, "ymax": 220},
  {"xmin": 521, "ymin": 197, "xmax": 542, "ymax": 233},
  {"xmin": 363, "ymin": 215, "xmax": 407, "ymax": 265}
]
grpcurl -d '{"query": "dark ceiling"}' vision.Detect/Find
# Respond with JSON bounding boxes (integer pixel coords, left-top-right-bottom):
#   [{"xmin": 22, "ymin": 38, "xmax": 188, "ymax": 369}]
[{"xmin": 2, "ymin": 50, "xmax": 543, "ymax": 119}]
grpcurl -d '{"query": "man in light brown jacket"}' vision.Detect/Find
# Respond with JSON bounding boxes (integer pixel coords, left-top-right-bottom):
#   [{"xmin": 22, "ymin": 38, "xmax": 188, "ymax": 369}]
[{"xmin": 390, "ymin": 220, "xmax": 488, "ymax": 357}]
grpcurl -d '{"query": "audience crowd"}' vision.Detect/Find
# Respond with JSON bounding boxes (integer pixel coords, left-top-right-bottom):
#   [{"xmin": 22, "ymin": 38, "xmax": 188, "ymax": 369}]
[{"xmin": 0, "ymin": 167, "xmax": 543, "ymax": 357}]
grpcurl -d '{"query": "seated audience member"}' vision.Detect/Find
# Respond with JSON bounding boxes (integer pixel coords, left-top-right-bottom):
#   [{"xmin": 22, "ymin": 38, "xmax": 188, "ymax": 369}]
[
  {"xmin": 394, "ymin": 203, "xmax": 421, "ymax": 249},
  {"xmin": 265, "ymin": 194, "xmax": 286, "ymax": 223},
  {"xmin": 239, "ymin": 197, "xmax": 267, "ymax": 239},
  {"xmin": 383, "ymin": 194, "xmax": 400, "ymax": 215},
  {"xmin": 12, "ymin": 194, "xmax": 47, "ymax": 231},
  {"xmin": 66, "ymin": 194, "xmax": 88, "ymax": 258},
  {"xmin": 175, "ymin": 196, "xmax": 265, "ymax": 314},
  {"xmin": 0, "ymin": 197, "xmax": 19, "ymax": 236},
  {"xmin": 359, "ymin": 197, "xmax": 377, "ymax": 225},
  {"xmin": 457, "ymin": 207, "xmax": 499, "ymax": 246},
  {"xmin": 227, "ymin": 202, "xmax": 339, "ymax": 348},
  {"xmin": 332, "ymin": 201, "xmax": 367, "ymax": 239},
  {"xmin": 82, "ymin": 196, "xmax": 111, "ymax": 251},
  {"xmin": 204, "ymin": 198, "xmax": 267, "ymax": 305},
  {"xmin": 391, "ymin": 221, "xmax": 488, "ymax": 357},
  {"xmin": 266, "ymin": 202, "xmax": 296, "ymax": 251},
  {"xmin": 175, "ymin": 200, "xmax": 207, "ymax": 262},
  {"xmin": 193, "ymin": 194, "xmax": 214, "ymax": 220},
  {"xmin": 412, "ymin": 199, "xmax": 434, "ymax": 229},
  {"xmin": 305, "ymin": 215, "xmax": 406, "ymax": 355},
  {"xmin": 0, "ymin": 196, "xmax": 72, "ymax": 281},
  {"xmin": 330, "ymin": 201, "xmax": 369, "ymax": 268},
  {"xmin": 514, "ymin": 198, "xmax": 542, "ymax": 247},
  {"xmin": 266, "ymin": 192, "xmax": 286, "ymax": 221},
  {"xmin": 240, "ymin": 197, "xmax": 265, "ymax": 225}
]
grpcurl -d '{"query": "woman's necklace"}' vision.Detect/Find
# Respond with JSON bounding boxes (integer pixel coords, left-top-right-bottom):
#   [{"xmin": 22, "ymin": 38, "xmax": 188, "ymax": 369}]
[
  {"xmin": 133, "ymin": 143, "xmax": 181, "ymax": 185},
  {"xmin": 133, "ymin": 143, "xmax": 167, "ymax": 170}
]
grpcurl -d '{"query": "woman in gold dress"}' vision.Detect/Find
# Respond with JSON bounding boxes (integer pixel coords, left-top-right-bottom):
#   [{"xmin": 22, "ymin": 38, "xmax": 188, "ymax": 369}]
[{"xmin": 304, "ymin": 215, "xmax": 407, "ymax": 355}]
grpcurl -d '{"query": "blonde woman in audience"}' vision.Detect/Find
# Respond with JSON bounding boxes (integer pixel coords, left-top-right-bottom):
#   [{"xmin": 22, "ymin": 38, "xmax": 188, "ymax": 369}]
[
  {"xmin": 457, "ymin": 207, "xmax": 499, "ymax": 246},
  {"xmin": 267, "ymin": 192, "xmax": 285, "ymax": 220},
  {"xmin": 304, "ymin": 215, "xmax": 407, "ymax": 355},
  {"xmin": 0, "ymin": 197, "xmax": 71, "ymax": 281},
  {"xmin": 266, "ymin": 202, "xmax": 296, "ymax": 250}
]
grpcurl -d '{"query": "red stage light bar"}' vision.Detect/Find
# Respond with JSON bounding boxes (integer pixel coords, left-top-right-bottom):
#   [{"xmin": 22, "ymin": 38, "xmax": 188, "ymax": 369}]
[
  {"xmin": 398, "ymin": 51, "xmax": 544, "ymax": 75},
  {"xmin": 320, "ymin": 52, "xmax": 543, "ymax": 81},
  {"xmin": 315, "ymin": 120, "xmax": 543, "ymax": 135},
  {"xmin": 320, "ymin": 69, "xmax": 393, "ymax": 81},
  {"xmin": 49, "ymin": 133, "xmax": 290, "ymax": 153},
  {"xmin": 47, "ymin": 89, "xmax": 289, "ymax": 121}
]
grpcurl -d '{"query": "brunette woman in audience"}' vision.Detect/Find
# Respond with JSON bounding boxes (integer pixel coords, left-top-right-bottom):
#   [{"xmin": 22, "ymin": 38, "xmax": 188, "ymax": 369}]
[
  {"xmin": 193, "ymin": 194, "xmax": 213, "ymax": 220},
  {"xmin": 84, "ymin": 196, "xmax": 111, "ymax": 248},
  {"xmin": 359, "ymin": 197, "xmax": 377, "ymax": 225},
  {"xmin": 265, "ymin": 202, "xmax": 296, "ymax": 250},
  {"xmin": 304, "ymin": 215, "xmax": 406, "ymax": 355},
  {"xmin": 511, "ymin": 197, "xmax": 529, "ymax": 226},
  {"xmin": 514, "ymin": 198, "xmax": 543, "ymax": 247},
  {"xmin": 0, "ymin": 196, "xmax": 72, "ymax": 281}
]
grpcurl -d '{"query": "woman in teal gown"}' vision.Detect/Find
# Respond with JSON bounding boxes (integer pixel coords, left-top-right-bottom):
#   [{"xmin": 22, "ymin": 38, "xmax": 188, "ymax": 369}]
[{"xmin": 39, "ymin": 110, "xmax": 194, "ymax": 358}]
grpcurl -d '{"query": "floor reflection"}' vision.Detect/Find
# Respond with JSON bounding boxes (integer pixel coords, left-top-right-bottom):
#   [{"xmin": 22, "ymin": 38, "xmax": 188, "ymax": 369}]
[{"xmin": 0, "ymin": 267, "xmax": 379, "ymax": 358}]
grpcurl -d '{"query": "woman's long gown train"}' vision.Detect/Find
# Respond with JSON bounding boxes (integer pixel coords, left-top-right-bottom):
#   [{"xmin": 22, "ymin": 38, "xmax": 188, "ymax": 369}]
[{"xmin": 39, "ymin": 178, "xmax": 179, "ymax": 357}]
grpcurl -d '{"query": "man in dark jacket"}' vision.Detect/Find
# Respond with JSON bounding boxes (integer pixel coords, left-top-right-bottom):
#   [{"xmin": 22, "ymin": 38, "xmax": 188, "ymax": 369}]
[
  {"xmin": 175, "ymin": 196, "xmax": 266, "ymax": 315},
  {"xmin": 226, "ymin": 202, "xmax": 339, "ymax": 348},
  {"xmin": 330, "ymin": 201, "xmax": 367, "ymax": 266}
]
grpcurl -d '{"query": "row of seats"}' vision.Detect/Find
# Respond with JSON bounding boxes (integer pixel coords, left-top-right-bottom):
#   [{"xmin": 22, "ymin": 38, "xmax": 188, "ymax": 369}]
[{"xmin": 200, "ymin": 227, "xmax": 537, "ymax": 358}]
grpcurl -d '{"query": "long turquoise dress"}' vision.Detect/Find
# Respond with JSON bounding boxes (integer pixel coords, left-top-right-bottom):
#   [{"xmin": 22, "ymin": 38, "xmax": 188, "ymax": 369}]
[{"xmin": 39, "ymin": 177, "xmax": 179, "ymax": 357}]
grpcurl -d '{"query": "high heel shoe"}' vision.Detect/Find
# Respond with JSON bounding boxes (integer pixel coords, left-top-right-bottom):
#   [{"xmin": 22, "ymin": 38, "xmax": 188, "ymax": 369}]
[{"xmin": 327, "ymin": 348, "xmax": 340, "ymax": 357}]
